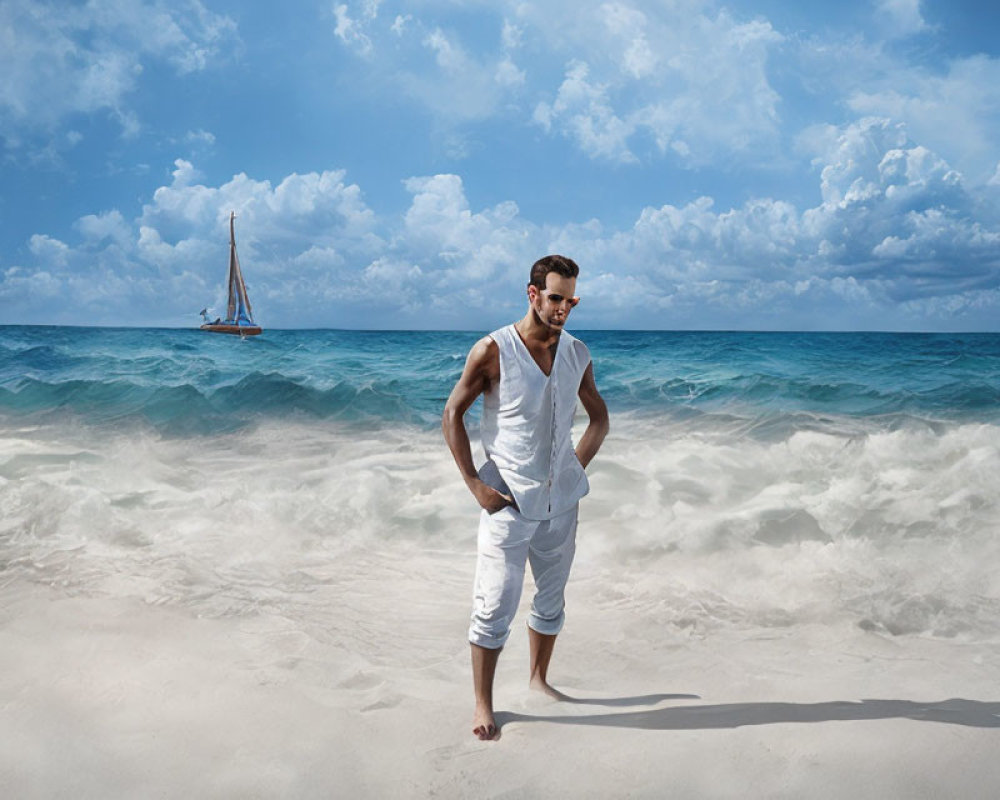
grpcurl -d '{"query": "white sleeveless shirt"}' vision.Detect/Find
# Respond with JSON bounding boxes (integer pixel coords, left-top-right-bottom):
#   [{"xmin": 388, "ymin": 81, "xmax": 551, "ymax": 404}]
[{"xmin": 481, "ymin": 324, "xmax": 591, "ymax": 520}]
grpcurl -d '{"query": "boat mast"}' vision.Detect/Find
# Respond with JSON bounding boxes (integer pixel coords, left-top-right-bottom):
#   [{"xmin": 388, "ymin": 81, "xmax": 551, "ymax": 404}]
[
  {"xmin": 226, "ymin": 211, "xmax": 238, "ymax": 322},
  {"xmin": 225, "ymin": 211, "xmax": 255, "ymax": 325}
]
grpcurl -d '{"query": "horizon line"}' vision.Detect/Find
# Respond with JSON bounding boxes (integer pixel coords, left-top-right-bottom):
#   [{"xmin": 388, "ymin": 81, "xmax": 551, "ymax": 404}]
[{"xmin": 2, "ymin": 323, "xmax": 999, "ymax": 335}]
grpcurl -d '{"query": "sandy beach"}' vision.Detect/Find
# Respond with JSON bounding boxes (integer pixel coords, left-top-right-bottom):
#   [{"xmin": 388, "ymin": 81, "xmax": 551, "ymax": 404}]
[
  {"xmin": 2, "ymin": 417, "xmax": 999, "ymax": 798},
  {"xmin": 3, "ymin": 564, "xmax": 999, "ymax": 798}
]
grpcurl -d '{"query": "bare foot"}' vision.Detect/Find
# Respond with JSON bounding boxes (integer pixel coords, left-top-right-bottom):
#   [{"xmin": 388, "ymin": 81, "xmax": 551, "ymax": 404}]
[
  {"xmin": 472, "ymin": 703, "xmax": 500, "ymax": 740},
  {"xmin": 529, "ymin": 674, "xmax": 570, "ymax": 701}
]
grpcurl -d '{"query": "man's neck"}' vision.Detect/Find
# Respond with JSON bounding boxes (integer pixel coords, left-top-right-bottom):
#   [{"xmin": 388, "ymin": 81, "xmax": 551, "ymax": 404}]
[{"xmin": 516, "ymin": 310, "xmax": 562, "ymax": 347}]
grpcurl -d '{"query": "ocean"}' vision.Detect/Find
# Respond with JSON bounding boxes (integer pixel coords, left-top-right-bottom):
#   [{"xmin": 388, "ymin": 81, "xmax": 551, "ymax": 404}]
[{"xmin": 2, "ymin": 325, "xmax": 1000, "ymax": 642}]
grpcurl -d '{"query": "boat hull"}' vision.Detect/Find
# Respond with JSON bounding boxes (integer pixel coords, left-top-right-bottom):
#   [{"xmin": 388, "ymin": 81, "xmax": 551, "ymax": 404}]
[{"xmin": 200, "ymin": 323, "xmax": 262, "ymax": 336}]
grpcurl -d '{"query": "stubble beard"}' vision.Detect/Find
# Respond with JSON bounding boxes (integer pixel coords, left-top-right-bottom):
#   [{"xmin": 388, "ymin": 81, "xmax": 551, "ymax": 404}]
[{"xmin": 533, "ymin": 305, "xmax": 566, "ymax": 333}]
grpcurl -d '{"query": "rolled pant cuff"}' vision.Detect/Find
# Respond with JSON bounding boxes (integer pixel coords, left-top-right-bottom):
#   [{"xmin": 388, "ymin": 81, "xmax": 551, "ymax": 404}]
[
  {"xmin": 468, "ymin": 628, "xmax": 509, "ymax": 649},
  {"xmin": 527, "ymin": 613, "xmax": 564, "ymax": 636}
]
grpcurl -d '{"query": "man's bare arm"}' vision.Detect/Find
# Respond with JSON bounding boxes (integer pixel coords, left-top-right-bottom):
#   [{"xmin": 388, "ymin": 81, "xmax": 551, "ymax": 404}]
[
  {"xmin": 442, "ymin": 337, "xmax": 513, "ymax": 513},
  {"xmin": 575, "ymin": 362, "xmax": 609, "ymax": 469}
]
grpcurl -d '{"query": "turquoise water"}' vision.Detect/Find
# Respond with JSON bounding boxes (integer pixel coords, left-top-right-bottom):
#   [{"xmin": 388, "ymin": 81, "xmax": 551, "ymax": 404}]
[{"xmin": 2, "ymin": 326, "xmax": 999, "ymax": 435}]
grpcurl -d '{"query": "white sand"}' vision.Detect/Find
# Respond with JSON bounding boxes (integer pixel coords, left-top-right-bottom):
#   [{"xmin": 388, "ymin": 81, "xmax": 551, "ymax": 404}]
[
  {"xmin": 3, "ymin": 560, "xmax": 998, "ymax": 799},
  {"xmin": 2, "ymin": 418, "xmax": 999, "ymax": 797}
]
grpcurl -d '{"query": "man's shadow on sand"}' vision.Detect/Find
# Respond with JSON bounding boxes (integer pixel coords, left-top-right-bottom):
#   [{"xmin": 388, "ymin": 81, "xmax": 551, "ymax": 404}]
[{"xmin": 495, "ymin": 696, "xmax": 1000, "ymax": 730}]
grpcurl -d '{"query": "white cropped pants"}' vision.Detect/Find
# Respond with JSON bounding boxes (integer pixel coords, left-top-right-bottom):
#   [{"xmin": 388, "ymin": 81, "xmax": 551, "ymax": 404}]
[{"xmin": 468, "ymin": 503, "xmax": 579, "ymax": 649}]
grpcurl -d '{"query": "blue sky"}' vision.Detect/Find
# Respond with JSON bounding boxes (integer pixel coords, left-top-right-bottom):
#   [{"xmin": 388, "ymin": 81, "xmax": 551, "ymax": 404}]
[{"xmin": 2, "ymin": 0, "xmax": 1000, "ymax": 330}]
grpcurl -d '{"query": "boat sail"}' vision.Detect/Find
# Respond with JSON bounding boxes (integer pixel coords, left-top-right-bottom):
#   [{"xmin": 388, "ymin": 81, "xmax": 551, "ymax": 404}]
[{"xmin": 200, "ymin": 211, "xmax": 262, "ymax": 336}]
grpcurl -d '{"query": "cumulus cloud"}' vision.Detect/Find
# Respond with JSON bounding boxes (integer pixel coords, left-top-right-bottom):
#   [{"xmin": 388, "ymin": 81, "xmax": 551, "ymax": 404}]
[
  {"xmin": 848, "ymin": 54, "xmax": 1000, "ymax": 185},
  {"xmin": 550, "ymin": 116, "xmax": 999, "ymax": 327},
  {"xmin": 27, "ymin": 235, "xmax": 70, "ymax": 267},
  {"xmin": 4, "ymin": 114, "xmax": 1000, "ymax": 330},
  {"xmin": 2, "ymin": 163, "xmax": 537, "ymax": 327},
  {"xmin": 0, "ymin": 0, "xmax": 237, "ymax": 149},
  {"xmin": 2, "ymin": 160, "xmax": 383, "ymax": 326},
  {"xmin": 783, "ymin": 19, "xmax": 1000, "ymax": 188},
  {"xmin": 401, "ymin": 174, "xmax": 532, "ymax": 284},
  {"xmin": 75, "ymin": 210, "xmax": 133, "ymax": 246},
  {"xmin": 799, "ymin": 116, "xmax": 990, "ymax": 292}
]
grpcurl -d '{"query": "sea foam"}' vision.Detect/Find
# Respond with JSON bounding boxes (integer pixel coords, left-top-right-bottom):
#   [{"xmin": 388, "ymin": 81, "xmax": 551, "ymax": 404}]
[{"xmin": 2, "ymin": 412, "xmax": 998, "ymax": 643}]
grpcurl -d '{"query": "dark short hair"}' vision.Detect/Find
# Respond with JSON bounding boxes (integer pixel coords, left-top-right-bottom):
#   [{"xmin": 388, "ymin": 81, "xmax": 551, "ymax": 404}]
[{"xmin": 528, "ymin": 255, "xmax": 580, "ymax": 290}]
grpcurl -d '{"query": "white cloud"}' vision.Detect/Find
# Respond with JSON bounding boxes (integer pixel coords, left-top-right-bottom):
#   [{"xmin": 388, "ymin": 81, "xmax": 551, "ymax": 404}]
[
  {"xmin": 848, "ymin": 54, "xmax": 1000, "ymax": 185},
  {"xmin": 27, "ymin": 235, "xmax": 70, "ymax": 267},
  {"xmin": 791, "ymin": 28, "xmax": 1000, "ymax": 188},
  {"xmin": 874, "ymin": 0, "xmax": 928, "ymax": 38},
  {"xmin": 0, "ymin": 0, "xmax": 237, "ymax": 147},
  {"xmin": 495, "ymin": 57, "xmax": 526, "ymax": 88},
  {"xmin": 3, "ymin": 160, "xmax": 383, "ymax": 326},
  {"xmin": 534, "ymin": 61, "xmax": 636, "ymax": 163},
  {"xmin": 625, "ymin": 9, "xmax": 783, "ymax": 164},
  {"xmin": 327, "ymin": 1, "xmax": 783, "ymax": 166},
  {"xmin": 501, "ymin": 19, "xmax": 523, "ymax": 50},
  {"xmin": 75, "ymin": 210, "xmax": 132, "ymax": 246},
  {"xmin": 184, "ymin": 129, "xmax": 216, "ymax": 147},
  {"xmin": 395, "ymin": 27, "xmax": 519, "ymax": 121},
  {"xmin": 391, "ymin": 14, "xmax": 411, "ymax": 36},
  {"xmin": 321, "ymin": 0, "xmax": 992, "ymax": 188},
  {"xmin": 527, "ymin": 3, "xmax": 784, "ymax": 164},
  {"xmin": 5, "ymin": 117, "xmax": 1000, "ymax": 329},
  {"xmin": 600, "ymin": 2, "xmax": 658, "ymax": 79},
  {"xmin": 400, "ymin": 174, "xmax": 533, "ymax": 293},
  {"xmin": 1, "ymin": 267, "xmax": 63, "ymax": 303},
  {"xmin": 799, "ymin": 117, "xmax": 985, "ymax": 285},
  {"xmin": 423, "ymin": 28, "xmax": 460, "ymax": 70},
  {"xmin": 333, "ymin": 3, "xmax": 375, "ymax": 56},
  {"xmin": 561, "ymin": 116, "xmax": 1000, "ymax": 326},
  {"xmin": 359, "ymin": 258, "xmax": 425, "ymax": 312},
  {"xmin": 168, "ymin": 158, "xmax": 204, "ymax": 188}
]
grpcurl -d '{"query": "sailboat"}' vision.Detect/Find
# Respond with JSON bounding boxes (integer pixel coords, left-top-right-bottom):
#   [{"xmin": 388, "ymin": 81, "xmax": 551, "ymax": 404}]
[{"xmin": 200, "ymin": 211, "xmax": 262, "ymax": 336}]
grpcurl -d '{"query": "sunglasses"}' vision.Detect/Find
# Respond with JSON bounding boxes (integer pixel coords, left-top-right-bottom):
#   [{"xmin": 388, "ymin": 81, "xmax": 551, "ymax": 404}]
[{"xmin": 539, "ymin": 290, "xmax": 580, "ymax": 308}]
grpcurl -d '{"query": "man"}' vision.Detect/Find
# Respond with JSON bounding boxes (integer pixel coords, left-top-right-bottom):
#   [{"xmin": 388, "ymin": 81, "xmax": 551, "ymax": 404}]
[{"xmin": 442, "ymin": 255, "xmax": 610, "ymax": 741}]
